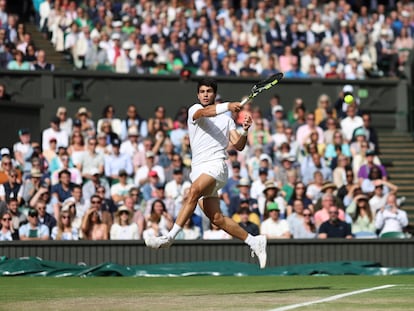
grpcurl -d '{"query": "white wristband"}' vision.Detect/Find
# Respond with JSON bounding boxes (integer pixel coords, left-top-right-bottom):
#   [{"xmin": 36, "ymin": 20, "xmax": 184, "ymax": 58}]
[
  {"xmin": 240, "ymin": 129, "xmax": 248, "ymax": 136},
  {"xmin": 216, "ymin": 102, "xmax": 229, "ymax": 115}
]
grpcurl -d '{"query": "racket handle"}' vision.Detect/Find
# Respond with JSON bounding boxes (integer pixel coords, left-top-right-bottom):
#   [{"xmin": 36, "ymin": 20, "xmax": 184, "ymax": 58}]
[{"xmin": 240, "ymin": 97, "xmax": 250, "ymax": 106}]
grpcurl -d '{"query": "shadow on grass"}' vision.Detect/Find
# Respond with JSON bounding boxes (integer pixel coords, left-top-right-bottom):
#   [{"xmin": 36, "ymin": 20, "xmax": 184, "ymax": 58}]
[{"xmin": 185, "ymin": 286, "xmax": 332, "ymax": 296}]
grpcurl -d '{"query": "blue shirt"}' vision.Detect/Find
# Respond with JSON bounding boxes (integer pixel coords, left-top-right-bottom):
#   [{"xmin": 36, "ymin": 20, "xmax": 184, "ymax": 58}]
[
  {"xmin": 104, "ymin": 153, "xmax": 133, "ymax": 177},
  {"xmin": 19, "ymin": 223, "xmax": 50, "ymax": 239}
]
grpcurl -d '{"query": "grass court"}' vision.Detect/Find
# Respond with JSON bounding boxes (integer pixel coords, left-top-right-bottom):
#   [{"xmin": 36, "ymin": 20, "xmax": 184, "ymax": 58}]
[{"xmin": 1, "ymin": 275, "xmax": 413, "ymax": 310}]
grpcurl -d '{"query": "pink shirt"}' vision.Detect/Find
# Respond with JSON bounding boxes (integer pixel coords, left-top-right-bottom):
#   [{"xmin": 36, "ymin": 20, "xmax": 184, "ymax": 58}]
[{"xmin": 314, "ymin": 208, "xmax": 346, "ymax": 228}]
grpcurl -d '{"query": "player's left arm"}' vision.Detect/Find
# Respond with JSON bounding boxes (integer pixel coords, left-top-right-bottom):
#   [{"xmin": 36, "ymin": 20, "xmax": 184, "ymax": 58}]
[{"xmin": 230, "ymin": 113, "xmax": 252, "ymax": 151}]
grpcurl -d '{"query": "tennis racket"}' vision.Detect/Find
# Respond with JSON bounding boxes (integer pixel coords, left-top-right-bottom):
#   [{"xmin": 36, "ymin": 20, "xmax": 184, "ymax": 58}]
[{"xmin": 240, "ymin": 72, "xmax": 284, "ymax": 106}]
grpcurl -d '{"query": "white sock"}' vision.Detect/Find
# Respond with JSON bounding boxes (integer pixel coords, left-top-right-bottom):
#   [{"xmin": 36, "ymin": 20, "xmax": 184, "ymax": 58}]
[
  {"xmin": 244, "ymin": 234, "xmax": 255, "ymax": 246},
  {"xmin": 167, "ymin": 223, "xmax": 182, "ymax": 240}
]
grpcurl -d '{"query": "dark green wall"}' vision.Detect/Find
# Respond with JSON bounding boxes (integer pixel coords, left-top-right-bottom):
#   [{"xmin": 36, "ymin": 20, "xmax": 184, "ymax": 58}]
[{"xmin": 0, "ymin": 239, "xmax": 413, "ymax": 267}]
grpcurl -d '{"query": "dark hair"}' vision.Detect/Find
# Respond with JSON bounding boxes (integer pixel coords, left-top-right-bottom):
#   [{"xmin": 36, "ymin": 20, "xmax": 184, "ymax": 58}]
[
  {"xmin": 368, "ymin": 166, "xmax": 382, "ymax": 180},
  {"xmin": 58, "ymin": 169, "xmax": 71, "ymax": 178},
  {"xmin": 102, "ymin": 105, "xmax": 115, "ymax": 117},
  {"xmin": 197, "ymin": 78, "xmax": 217, "ymax": 93}
]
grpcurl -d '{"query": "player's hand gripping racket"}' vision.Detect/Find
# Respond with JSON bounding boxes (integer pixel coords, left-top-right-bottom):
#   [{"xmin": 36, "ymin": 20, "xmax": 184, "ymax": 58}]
[{"xmin": 240, "ymin": 72, "xmax": 284, "ymax": 106}]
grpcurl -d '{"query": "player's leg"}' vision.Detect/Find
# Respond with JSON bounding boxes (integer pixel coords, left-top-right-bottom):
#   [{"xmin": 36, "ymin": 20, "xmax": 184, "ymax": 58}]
[
  {"xmin": 145, "ymin": 173, "xmax": 216, "ymax": 248},
  {"xmin": 174, "ymin": 174, "xmax": 217, "ymax": 227},
  {"xmin": 200, "ymin": 196, "xmax": 248, "ymax": 240},
  {"xmin": 201, "ymin": 197, "xmax": 268, "ymax": 269}
]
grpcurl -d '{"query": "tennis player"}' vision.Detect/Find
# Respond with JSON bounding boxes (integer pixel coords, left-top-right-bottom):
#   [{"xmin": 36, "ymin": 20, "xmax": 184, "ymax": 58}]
[{"xmin": 145, "ymin": 78, "xmax": 267, "ymax": 269}]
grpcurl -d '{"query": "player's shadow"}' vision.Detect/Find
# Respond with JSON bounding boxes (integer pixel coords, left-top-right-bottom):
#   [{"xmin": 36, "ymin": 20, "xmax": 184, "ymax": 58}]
[
  {"xmin": 186, "ymin": 287, "xmax": 331, "ymax": 296},
  {"xmin": 255, "ymin": 286, "xmax": 331, "ymax": 294}
]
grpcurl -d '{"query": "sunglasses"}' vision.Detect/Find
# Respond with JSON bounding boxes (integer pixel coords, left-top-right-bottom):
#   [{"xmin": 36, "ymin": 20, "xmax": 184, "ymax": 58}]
[
  {"xmin": 303, "ymin": 214, "xmax": 311, "ymax": 217},
  {"xmin": 61, "ymin": 215, "xmax": 70, "ymax": 219},
  {"xmin": 2, "ymin": 217, "xmax": 11, "ymax": 221},
  {"xmin": 91, "ymin": 200, "xmax": 101, "ymax": 204}
]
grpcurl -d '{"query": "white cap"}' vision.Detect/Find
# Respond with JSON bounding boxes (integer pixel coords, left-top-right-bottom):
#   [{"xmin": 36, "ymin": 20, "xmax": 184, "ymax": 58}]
[
  {"xmin": 0, "ymin": 147, "xmax": 10, "ymax": 156},
  {"xmin": 111, "ymin": 33, "xmax": 121, "ymax": 40},
  {"xmin": 259, "ymin": 153, "xmax": 272, "ymax": 162},
  {"xmin": 122, "ymin": 41, "xmax": 134, "ymax": 50},
  {"xmin": 272, "ymin": 105, "xmax": 284, "ymax": 114},
  {"xmin": 112, "ymin": 20, "xmax": 123, "ymax": 28},
  {"xmin": 88, "ymin": 168, "xmax": 100, "ymax": 176},
  {"xmin": 343, "ymin": 84, "xmax": 353, "ymax": 93}
]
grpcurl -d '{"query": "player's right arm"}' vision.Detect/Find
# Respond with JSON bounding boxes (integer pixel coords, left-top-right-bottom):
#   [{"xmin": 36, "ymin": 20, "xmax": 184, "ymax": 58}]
[{"xmin": 192, "ymin": 102, "xmax": 241, "ymax": 121}]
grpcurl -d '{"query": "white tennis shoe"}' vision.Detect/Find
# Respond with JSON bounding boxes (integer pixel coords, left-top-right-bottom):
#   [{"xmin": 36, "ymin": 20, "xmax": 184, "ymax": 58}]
[
  {"xmin": 250, "ymin": 235, "xmax": 267, "ymax": 269},
  {"xmin": 145, "ymin": 235, "xmax": 173, "ymax": 249}
]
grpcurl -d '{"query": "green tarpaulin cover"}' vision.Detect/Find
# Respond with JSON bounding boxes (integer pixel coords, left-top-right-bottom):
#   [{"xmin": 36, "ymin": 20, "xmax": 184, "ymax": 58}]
[{"xmin": 0, "ymin": 257, "xmax": 413, "ymax": 277}]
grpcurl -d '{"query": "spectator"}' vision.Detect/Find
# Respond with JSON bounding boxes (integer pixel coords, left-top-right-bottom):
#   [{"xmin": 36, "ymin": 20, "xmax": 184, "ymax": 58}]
[
  {"xmin": 42, "ymin": 116, "xmax": 69, "ymax": 152},
  {"xmin": 7, "ymin": 50, "xmax": 30, "ymax": 70},
  {"xmin": 231, "ymin": 197, "xmax": 260, "ymax": 227},
  {"xmin": 0, "ymin": 211, "xmax": 19, "ymax": 240},
  {"xmin": 28, "ymin": 182, "xmax": 53, "ymax": 216},
  {"xmin": 104, "ymin": 138, "xmax": 133, "ymax": 183},
  {"xmin": 314, "ymin": 94, "xmax": 336, "ymax": 126},
  {"xmin": 0, "ymin": 168, "xmax": 23, "ymax": 205},
  {"xmin": 369, "ymin": 179, "xmax": 398, "ymax": 215},
  {"xmin": 324, "ymin": 130, "xmax": 351, "ymax": 164},
  {"xmin": 97, "ymin": 104, "xmax": 122, "ymax": 138},
  {"xmin": 51, "ymin": 169, "xmax": 75, "ymax": 217},
  {"xmin": 346, "ymin": 194, "xmax": 377, "ymax": 238},
  {"xmin": 19, "ymin": 208, "xmax": 50, "ymax": 240},
  {"xmin": 0, "ymin": 83, "xmax": 11, "ymax": 100},
  {"xmin": 375, "ymin": 28, "xmax": 398, "ymax": 77},
  {"xmin": 81, "ymin": 205, "xmax": 109, "ymax": 240},
  {"xmin": 110, "ymin": 169, "xmax": 134, "ymax": 206},
  {"xmin": 314, "ymin": 193, "xmax": 346, "ymax": 229},
  {"xmin": 56, "ymin": 106, "xmax": 73, "ymax": 137},
  {"xmin": 50, "ymin": 154, "xmax": 82, "ymax": 186},
  {"xmin": 175, "ymin": 217, "xmax": 201, "ymax": 240},
  {"xmin": 120, "ymin": 105, "xmax": 148, "ymax": 141},
  {"xmin": 35, "ymin": 199, "xmax": 56, "ymax": 235},
  {"xmin": 164, "ymin": 167, "xmax": 191, "ymax": 219},
  {"xmin": 296, "ymin": 112, "xmax": 324, "ymax": 149},
  {"xmin": 287, "ymin": 181, "xmax": 314, "ymax": 215},
  {"xmin": 51, "ymin": 203, "xmax": 79, "ymax": 240},
  {"xmin": 233, "ymin": 204, "xmax": 260, "ymax": 236},
  {"xmin": 110, "ymin": 205, "xmax": 139, "ymax": 240},
  {"xmin": 142, "ymin": 199, "xmax": 173, "ymax": 240},
  {"xmin": 260, "ymin": 202, "xmax": 291, "ymax": 239},
  {"xmin": 79, "ymin": 136, "xmax": 104, "ymax": 180},
  {"xmin": 31, "ymin": 49, "xmax": 55, "ymax": 71},
  {"xmin": 375, "ymin": 193, "xmax": 408, "ymax": 236},
  {"xmin": 134, "ymin": 151, "xmax": 165, "ymax": 187},
  {"xmin": 318, "ymin": 205, "xmax": 352, "ymax": 239},
  {"xmin": 340, "ymin": 104, "xmax": 363, "ymax": 142}
]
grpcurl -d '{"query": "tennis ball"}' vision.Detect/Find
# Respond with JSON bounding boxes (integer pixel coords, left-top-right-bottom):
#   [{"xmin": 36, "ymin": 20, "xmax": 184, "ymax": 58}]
[{"xmin": 344, "ymin": 94, "xmax": 354, "ymax": 104}]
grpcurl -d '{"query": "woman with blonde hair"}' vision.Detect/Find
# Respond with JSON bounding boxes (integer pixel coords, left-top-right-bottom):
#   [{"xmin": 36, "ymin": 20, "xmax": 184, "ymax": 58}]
[
  {"xmin": 67, "ymin": 132, "xmax": 86, "ymax": 168},
  {"xmin": 51, "ymin": 203, "xmax": 79, "ymax": 240},
  {"xmin": 110, "ymin": 206, "xmax": 139, "ymax": 240},
  {"xmin": 314, "ymin": 94, "xmax": 336, "ymax": 125},
  {"xmin": 56, "ymin": 106, "xmax": 73, "ymax": 136}
]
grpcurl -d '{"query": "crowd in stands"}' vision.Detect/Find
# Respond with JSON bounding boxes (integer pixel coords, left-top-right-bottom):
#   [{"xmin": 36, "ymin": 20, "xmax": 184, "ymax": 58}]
[
  {"xmin": 0, "ymin": 0, "xmax": 413, "ymax": 77},
  {"xmin": 0, "ymin": 84, "xmax": 410, "ymax": 241}
]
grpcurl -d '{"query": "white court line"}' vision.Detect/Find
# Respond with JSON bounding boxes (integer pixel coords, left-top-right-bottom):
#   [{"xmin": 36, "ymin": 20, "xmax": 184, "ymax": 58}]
[{"xmin": 269, "ymin": 284, "xmax": 396, "ymax": 311}]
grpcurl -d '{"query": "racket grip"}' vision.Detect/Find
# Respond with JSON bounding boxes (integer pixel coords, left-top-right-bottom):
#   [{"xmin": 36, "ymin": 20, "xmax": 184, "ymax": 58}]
[{"xmin": 240, "ymin": 97, "xmax": 250, "ymax": 106}]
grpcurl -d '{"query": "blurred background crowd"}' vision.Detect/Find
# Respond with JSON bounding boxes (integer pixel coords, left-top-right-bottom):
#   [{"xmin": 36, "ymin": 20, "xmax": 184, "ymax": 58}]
[
  {"xmin": 0, "ymin": 0, "xmax": 413, "ymax": 78},
  {"xmin": 0, "ymin": 0, "xmax": 411, "ymax": 241}
]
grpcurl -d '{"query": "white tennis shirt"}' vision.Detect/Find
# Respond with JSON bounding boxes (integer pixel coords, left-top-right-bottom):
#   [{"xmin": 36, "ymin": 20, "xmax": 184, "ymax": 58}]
[{"xmin": 188, "ymin": 103, "xmax": 236, "ymax": 166}]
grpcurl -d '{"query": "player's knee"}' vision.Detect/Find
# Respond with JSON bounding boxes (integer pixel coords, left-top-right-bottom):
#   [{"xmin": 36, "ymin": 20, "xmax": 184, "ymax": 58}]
[
  {"xmin": 187, "ymin": 185, "xmax": 202, "ymax": 203},
  {"xmin": 211, "ymin": 213, "xmax": 225, "ymax": 227}
]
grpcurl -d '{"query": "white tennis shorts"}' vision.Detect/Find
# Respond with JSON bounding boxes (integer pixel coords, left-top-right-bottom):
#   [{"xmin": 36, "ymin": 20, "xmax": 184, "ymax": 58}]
[{"xmin": 190, "ymin": 160, "xmax": 228, "ymax": 197}]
